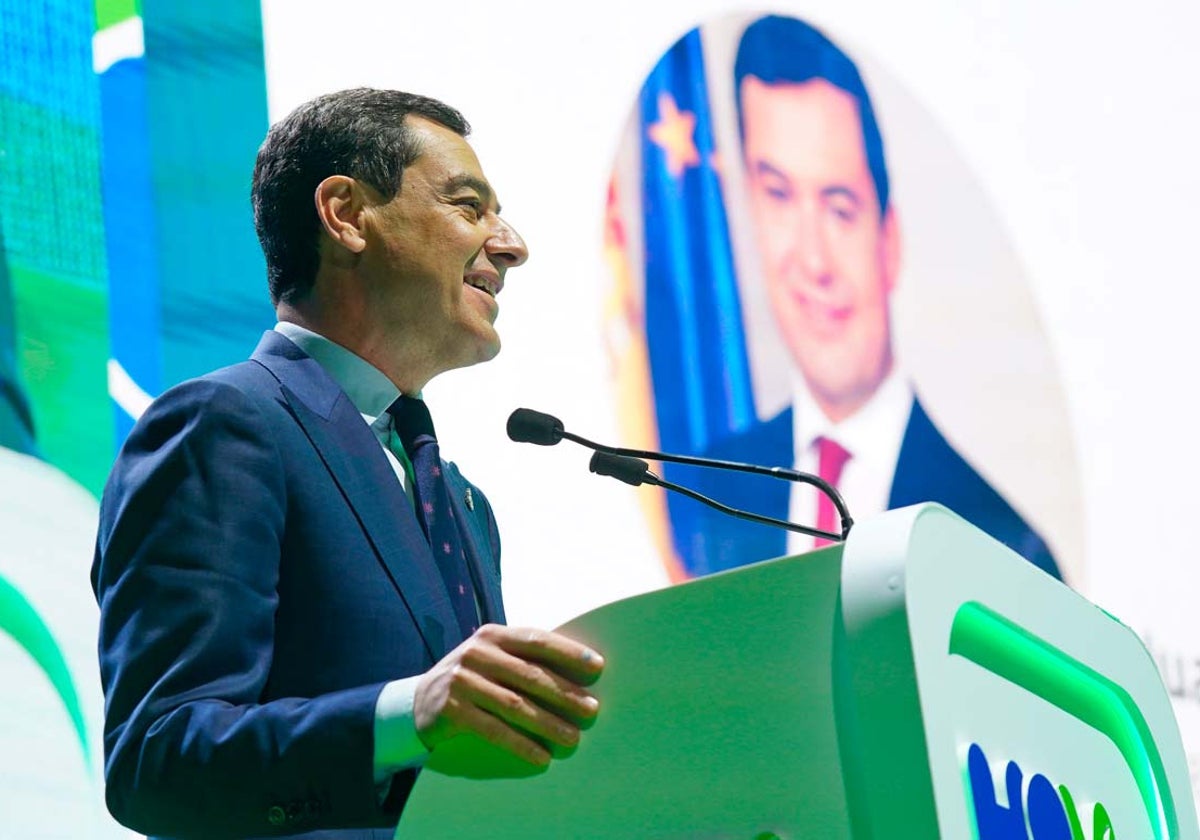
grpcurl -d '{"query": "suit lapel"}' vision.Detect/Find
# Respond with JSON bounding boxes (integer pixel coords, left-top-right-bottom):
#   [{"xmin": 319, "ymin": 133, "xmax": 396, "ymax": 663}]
[
  {"xmin": 887, "ymin": 397, "xmax": 924, "ymax": 509},
  {"xmin": 444, "ymin": 464, "xmax": 505, "ymax": 625},
  {"xmin": 250, "ymin": 331, "xmax": 462, "ymax": 659}
]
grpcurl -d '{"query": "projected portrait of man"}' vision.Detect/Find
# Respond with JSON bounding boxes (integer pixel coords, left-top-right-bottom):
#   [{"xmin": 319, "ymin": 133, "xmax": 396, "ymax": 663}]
[{"xmin": 682, "ymin": 15, "xmax": 1059, "ymax": 578}]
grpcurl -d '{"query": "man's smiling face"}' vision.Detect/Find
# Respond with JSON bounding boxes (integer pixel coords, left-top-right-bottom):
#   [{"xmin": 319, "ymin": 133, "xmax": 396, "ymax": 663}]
[{"xmin": 361, "ymin": 116, "xmax": 528, "ymax": 378}]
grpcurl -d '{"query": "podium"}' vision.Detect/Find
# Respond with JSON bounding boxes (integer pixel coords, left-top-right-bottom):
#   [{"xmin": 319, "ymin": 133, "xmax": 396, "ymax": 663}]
[{"xmin": 397, "ymin": 504, "xmax": 1198, "ymax": 838}]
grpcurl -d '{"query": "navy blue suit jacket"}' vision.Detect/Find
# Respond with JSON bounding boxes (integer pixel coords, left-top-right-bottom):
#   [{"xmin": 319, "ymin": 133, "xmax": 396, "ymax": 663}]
[
  {"xmin": 671, "ymin": 397, "xmax": 1060, "ymax": 579},
  {"xmin": 92, "ymin": 331, "xmax": 505, "ymax": 839}
]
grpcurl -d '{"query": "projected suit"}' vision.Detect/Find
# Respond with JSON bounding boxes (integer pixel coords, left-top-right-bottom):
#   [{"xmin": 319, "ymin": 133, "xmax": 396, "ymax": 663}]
[{"xmin": 677, "ymin": 398, "xmax": 1058, "ymax": 577}]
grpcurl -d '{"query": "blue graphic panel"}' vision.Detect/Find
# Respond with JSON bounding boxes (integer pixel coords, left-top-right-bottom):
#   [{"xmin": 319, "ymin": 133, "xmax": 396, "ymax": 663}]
[{"xmin": 143, "ymin": 0, "xmax": 273, "ymax": 387}]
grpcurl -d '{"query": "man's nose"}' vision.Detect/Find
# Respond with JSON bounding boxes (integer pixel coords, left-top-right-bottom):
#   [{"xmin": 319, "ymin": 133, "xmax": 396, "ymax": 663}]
[
  {"xmin": 794, "ymin": 205, "xmax": 832, "ymax": 285},
  {"xmin": 485, "ymin": 217, "xmax": 529, "ymax": 268}
]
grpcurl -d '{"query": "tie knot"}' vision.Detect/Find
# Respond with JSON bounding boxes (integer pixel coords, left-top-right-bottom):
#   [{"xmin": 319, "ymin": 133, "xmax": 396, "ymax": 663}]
[{"xmin": 388, "ymin": 395, "xmax": 436, "ymax": 453}]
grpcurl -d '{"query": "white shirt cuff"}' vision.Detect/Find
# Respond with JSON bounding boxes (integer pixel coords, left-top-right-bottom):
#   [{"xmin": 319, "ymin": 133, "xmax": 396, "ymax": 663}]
[{"xmin": 373, "ymin": 675, "xmax": 430, "ymax": 783}]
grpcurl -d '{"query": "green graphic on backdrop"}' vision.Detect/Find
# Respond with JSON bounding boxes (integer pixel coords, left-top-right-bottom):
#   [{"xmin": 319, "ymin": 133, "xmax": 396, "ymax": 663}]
[
  {"xmin": 0, "ymin": 574, "xmax": 91, "ymax": 770},
  {"xmin": 0, "ymin": 0, "xmax": 113, "ymax": 496},
  {"xmin": 95, "ymin": 0, "xmax": 141, "ymax": 31},
  {"xmin": 0, "ymin": 222, "xmax": 37, "ymax": 456},
  {"xmin": 2, "ymin": 0, "xmax": 269, "ymax": 495},
  {"xmin": 0, "ymin": 0, "xmax": 268, "ymax": 834}
]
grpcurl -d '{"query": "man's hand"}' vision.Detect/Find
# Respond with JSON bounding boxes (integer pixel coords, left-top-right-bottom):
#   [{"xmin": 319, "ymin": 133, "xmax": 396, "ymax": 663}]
[{"xmin": 413, "ymin": 624, "xmax": 604, "ymax": 766}]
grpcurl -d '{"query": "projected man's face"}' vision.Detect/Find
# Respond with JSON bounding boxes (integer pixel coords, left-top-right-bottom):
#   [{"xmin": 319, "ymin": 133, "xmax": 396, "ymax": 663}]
[{"xmin": 741, "ymin": 77, "xmax": 900, "ymax": 423}]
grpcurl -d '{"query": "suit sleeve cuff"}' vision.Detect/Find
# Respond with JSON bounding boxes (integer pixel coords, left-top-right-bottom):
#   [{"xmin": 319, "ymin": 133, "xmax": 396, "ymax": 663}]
[{"xmin": 373, "ymin": 675, "xmax": 430, "ymax": 785}]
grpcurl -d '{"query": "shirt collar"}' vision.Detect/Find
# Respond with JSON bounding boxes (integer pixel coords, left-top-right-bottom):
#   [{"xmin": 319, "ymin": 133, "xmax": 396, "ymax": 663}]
[
  {"xmin": 274, "ymin": 321, "xmax": 401, "ymax": 422},
  {"xmin": 791, "ymin": 366, "xmax": 913, "ymax": 464}
]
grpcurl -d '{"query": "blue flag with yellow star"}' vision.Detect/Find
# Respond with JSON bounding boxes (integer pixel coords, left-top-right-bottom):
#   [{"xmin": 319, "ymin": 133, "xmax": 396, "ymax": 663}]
[
  {"xmin": 640, "ymin": 30, "xmax": 753, "ymax": 457},
  {"xmin": 638, "ymin": 29, "xmax": 756, "ymax": 576}
]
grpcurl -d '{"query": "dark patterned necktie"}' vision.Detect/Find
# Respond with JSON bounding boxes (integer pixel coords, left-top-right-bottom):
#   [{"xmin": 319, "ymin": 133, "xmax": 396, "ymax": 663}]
[{"xmin": 388, "ymin": 395, "xmax": 478, "ymax": 638}]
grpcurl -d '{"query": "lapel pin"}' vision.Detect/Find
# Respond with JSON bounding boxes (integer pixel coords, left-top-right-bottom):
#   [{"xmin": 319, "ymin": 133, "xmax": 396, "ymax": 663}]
[{"xmin": 464, "ymin": 487, "xmax": 474, "ymax": 511}]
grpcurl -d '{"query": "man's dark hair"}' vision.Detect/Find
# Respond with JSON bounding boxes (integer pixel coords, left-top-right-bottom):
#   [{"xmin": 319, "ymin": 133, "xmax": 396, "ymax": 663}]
[
  {"xmin": 734, "ymin": 15, "xmax": 890, "ymax": 215},
  {"xmin": 251, "ymin": 88, "xmax": 470, "ymax": 305}
]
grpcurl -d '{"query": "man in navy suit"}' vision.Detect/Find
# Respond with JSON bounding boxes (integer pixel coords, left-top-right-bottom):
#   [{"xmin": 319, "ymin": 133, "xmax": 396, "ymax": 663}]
[
  {"xmin": 676, "ymin": 17, "xmax": 1057, "ymax": 579},
  {"xmin": 92, "ymin": 89, "xmax": 604, "ymax": 839}
]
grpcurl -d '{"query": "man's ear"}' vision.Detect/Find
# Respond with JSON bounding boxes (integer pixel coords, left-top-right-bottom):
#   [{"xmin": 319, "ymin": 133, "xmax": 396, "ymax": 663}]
[
  {"xmin": 881, "ymin": 205, "xmax": 902, "ymax": 293},
  {"xmin": 314, "ymin": 175, "xmax": 368, "ymax": 255}
]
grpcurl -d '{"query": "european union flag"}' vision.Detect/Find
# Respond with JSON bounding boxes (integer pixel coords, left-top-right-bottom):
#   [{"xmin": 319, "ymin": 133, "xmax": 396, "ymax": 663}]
[{"xmin": 639, "ymin": 29, "xmax": 755, "ymax": 570}]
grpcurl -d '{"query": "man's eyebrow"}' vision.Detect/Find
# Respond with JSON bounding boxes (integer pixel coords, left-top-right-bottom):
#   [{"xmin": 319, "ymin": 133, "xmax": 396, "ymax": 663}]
[
  {"xmin": 820, "ymin": 185, "xmax": 863, "ymax": 209},
  {"xmin": 755, "ymin": 161, "xmax": 863, "ymax": 205},
  {"xmin": 753, "ymin": 160, "xmax": 791, "ymax": 184},
  {"xmin": 443, "ymin": 174, "xmax": 501, "ymax": 214}
]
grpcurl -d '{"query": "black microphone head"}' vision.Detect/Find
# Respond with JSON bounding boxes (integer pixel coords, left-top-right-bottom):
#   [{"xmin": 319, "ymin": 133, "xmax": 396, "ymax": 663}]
[
  {"xmin": 507, "ymin": 408, "xmax": 564, "ymax": 446},
  {"xmin": 589, "ymin": 451, "xmax": 651, "ymax": 487}
]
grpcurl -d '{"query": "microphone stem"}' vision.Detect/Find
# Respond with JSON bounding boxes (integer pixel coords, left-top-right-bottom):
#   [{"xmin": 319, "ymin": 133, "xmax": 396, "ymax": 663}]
[
  {"xmin": 647, "ymin": 474, "xmax": 843, "ymax": 542},
  {"xmin": 561, "ymin": 430, "xmax": 852, "ymax": 539}
]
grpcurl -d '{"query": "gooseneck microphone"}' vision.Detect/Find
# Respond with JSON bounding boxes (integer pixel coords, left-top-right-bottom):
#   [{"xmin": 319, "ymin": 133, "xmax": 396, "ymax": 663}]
[
  {"xmin": 507, "ymin": 407, "xmax": 853, "ymax": 542},
  {"xmin": 588, "ymin": 451, "xmax": 654, "ymax": 487},
  {"xmin": 506, "ymin": 408, "xmax": 564, "ymax": 446}
]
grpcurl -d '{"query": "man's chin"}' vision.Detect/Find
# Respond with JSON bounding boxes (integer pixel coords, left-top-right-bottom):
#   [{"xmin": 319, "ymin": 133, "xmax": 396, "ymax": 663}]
[
  {"xmin": 806, "ymin": 375, "xmax": 884, "ymax": 421},
  {"xmin": 463, "ymin": 332, "xmax": 502, "ymax": 367},
  {"xmin": 478, "ymin": 340, "xmax": 501, "ymax": 364},
  {"xmin": 433, "ymin": 323, "xmax": 502, "ymax": 378}
]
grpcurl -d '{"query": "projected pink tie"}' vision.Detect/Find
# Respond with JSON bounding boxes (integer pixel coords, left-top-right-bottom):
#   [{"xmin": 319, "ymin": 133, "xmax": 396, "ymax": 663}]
[{"xmin": 814, "ymin": 436, "xmax": 851, "ymax": 547}]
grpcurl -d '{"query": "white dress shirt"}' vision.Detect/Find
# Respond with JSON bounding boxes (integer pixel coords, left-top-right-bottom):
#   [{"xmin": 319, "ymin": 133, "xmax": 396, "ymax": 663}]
[{"xmin": 786, "ymin": 369, "xmax": 913, "ymax": 556}]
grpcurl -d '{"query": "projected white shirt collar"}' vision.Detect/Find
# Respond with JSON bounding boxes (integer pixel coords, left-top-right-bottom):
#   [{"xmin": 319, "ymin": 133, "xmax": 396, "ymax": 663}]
[{"xmin": 786, "ymin": 367, "xmax": 912, "ymax": 556}]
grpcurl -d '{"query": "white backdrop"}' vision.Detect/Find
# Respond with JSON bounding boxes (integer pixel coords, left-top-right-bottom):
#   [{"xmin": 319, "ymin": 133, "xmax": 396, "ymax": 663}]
[{"xmin": 259, "ymin": 0, "xmax": 1200, "ymax": 800}]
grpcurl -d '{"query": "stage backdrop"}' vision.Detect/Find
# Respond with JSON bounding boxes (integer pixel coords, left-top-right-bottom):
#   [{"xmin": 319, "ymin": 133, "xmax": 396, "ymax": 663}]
[{"xmin": 1, "ymin": 0, "xmax": 1198, "ymax": 833}]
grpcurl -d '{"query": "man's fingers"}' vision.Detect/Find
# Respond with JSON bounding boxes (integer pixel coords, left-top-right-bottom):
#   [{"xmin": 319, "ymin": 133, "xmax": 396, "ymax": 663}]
[
  {"xmin": 451, "ymin": 702, "xmax": 553, "ymax": 766},
  {"xmin": 454, "ymin": 664, "xmax": 582, "ymax": 748},
  {"xmin": 414, "ymin": 625, "xmax": 606, "ymax": 765},
  {"xmin": 461, "ymin": 640, "xmax": 600, "ymax": 722},
  {"xmin": 477, "ymin": 624, "xmax": 605, "ymax": 685}
]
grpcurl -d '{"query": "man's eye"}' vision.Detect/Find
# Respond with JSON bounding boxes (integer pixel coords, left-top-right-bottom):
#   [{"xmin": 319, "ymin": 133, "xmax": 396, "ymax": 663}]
[
  {"xmin": 456, "ymin": 198, "xmax": 483, "ymax": 218},
  {"xmin": 828, "ymin": 201, "xmax": 858, "ymax": 223},
  {"xmin": 764, "ymin": 184, "xmax": 791, "ymax": 201}
]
